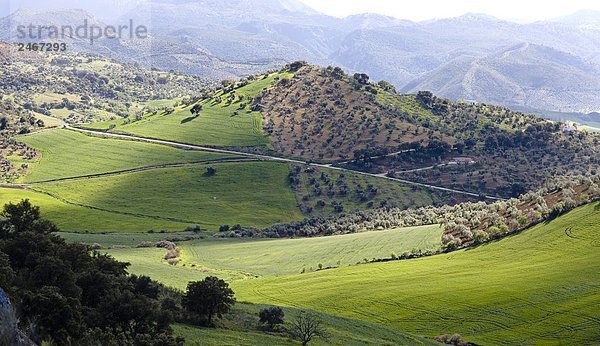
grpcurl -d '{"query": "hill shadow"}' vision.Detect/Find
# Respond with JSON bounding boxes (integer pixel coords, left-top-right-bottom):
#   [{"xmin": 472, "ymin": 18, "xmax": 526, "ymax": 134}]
[{"xmin": 180, "ymin": 115, "xmax": 199, "ymax": 124}]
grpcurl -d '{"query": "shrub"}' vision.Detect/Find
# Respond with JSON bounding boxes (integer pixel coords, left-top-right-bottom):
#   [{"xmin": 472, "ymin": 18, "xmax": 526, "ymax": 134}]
[
  {"xmin": 259, "ymin": 306, "xmax": 285, "ymax": 330},
  {"xmin": 185, "ymin": 225, "xmax": 201, "ymax": 233},
  {"xmin": 472, "ymin": 230, "xmax": 488, "ymax": 243}
]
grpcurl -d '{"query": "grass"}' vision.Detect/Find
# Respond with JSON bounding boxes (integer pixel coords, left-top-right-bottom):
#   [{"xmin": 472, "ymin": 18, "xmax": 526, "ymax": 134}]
[
  {"xmin": 231, "ymin": 202, "xmax": 600, "ymax": 345},
  {"xmin": 33, "ymin": 113, "xmax": 66, "ymax": 128},
  {"xmin": 0, "ymin": 188, "xmax": 193, "ymax": 232},
  {"xmin": 173, "ymin": 303, "xmax": 439, "ymax": 345},
  {"xmin": 293, "ymin": 165, "xmax": 452, "ymax": 216},
  {"xmin": 59, "ymin": 231, "xmax": 200, "ymax": 248},
  {"xmin": 17, "ymin": 129, "xmax": 232, "ymax": 182},
  {"xmin": 91, "ymin": 72, "xmax": 290, "ymax": 147},
  {"xmin": 105, "ymin": 247, "xmax": 210, "ymax": 287},
  {"xmin": 33, "ymin": 162, "xmax": 304, "ymax": 231},
  {"xmin": 178, "ymin": 225, "xmax": 442, "ymax": 277},
  {"xmin": 103, "ymin": 225, "xmax": 443, "ymax": 287},
  {"xmin": 33, "ymin": 92, "xmax": 81, "ymax": 104}
]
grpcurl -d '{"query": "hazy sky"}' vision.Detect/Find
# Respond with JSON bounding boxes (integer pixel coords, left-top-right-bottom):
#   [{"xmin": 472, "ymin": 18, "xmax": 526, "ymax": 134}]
[
  {"xmin": 1, "ymin": 0, "xmax": 599, "ymax": 22},
  {"xmin": 297, "ymin": 0, "xmax": 600, "ymax": 22}
]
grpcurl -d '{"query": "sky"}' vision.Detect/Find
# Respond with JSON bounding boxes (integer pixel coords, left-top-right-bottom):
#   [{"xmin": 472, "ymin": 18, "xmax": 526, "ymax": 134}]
[
  {"xmin": 1, "ymin": 0, "xmax": 599, "ymax": 22},
  {"xmin": 297, "ymin": 0, "xmax": 600, "ymax": 22}
]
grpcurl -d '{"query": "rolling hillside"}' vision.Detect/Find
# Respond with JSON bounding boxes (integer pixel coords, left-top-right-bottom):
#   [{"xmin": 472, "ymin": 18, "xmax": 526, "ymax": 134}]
[
  {"xmin": 5, "ymin": 126, "xmax": 460, "ymax": 232},
  {"xmin": 17, "ymin": 129, "xmax": 233, "ymax": 182},
  {"xmin": 103, "ymin": 224, "xmax": 443, "ymax": 284},
  {"xmin": 230, "ymin": 202, "xmax": 600, "ymax": 345},
  {"xmin": 62, "ymin": 62, "xmax": 600, "ymax": 199}
]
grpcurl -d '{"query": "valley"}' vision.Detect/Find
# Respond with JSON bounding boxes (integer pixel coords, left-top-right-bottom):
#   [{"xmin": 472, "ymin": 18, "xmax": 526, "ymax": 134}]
[{"xmin": 0, "ymin": 6, "xmax": 599, "ymax": 344}]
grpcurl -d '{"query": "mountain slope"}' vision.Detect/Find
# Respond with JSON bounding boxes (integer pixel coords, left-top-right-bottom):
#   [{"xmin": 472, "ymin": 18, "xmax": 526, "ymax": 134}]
[
  {"xmin": 403, "ymin": 43, "xmax": 600, "ymax": 113},
  {"xmin": 4, "ymin": 5, "xmax": 600, "ymax": 112}
]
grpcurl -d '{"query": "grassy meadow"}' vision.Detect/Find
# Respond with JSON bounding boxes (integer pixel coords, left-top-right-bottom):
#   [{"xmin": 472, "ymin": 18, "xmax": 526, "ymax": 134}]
[
  {"xmin": 89, "ymin": 72, "xmax": 291, "ymax": 147},
  {"xmin": 178, "ymin": 225, "xmax": 443, "ymax": 276},
  {"xmin": 228, "ymin": 202, "xmax": 600, "ymax": 345},
  {"xmin": 33, "ymin": 162, "xmax": 304, "ymax": 231},
  {"xmin": 0, "ymin": 188, "xmax": 193, "ymax": 232},
  {"xmin": 18, "ymin": 129, "xmax": 233, "ymax": 182},
  {"xmin": 102, "ymin": 224, "xmax": 443, "ymax": 286},
  {"xmin": 173, "ymin": 303, "xmax": 439, "ymax": 346}
]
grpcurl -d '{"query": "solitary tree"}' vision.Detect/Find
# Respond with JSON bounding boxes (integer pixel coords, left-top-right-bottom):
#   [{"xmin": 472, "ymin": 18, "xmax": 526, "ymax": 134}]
[
  {"xmin": 259, "ymin": 306, "xmax": 285, "ymax": 330},
  {"xmin": 190, "ymin": 104, "xmax": 203, "ymax": 116},
  {"xmin": 182, "ymin": 277, "xmax": 235, "ymax": 326},
  {"xmin": 206, "ymin": 166, "xmax": 217, "ymax": 176},
  {"xmin": 291, "ymin": 311, "xmax": 326, "ymax": 345}
]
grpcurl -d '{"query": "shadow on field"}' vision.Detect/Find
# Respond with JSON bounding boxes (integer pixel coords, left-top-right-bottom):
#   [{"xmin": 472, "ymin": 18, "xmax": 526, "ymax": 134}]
[{"xmin": 181, "ymin": 115, "xmax": 199, "ymax": 124}]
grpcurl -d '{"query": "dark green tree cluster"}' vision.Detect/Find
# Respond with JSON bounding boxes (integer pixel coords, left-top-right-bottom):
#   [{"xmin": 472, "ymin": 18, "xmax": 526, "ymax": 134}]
[{"xmin": 0, "ymin": 200, "xmax": 183, "ymax": 345}]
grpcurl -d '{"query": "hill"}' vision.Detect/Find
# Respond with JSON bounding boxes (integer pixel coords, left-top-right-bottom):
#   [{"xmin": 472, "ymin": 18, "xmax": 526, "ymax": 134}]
[
  {"xmin": 0, "ymin": 124, "xmax": 470, "ymax": 232},
  {"xmin": 0, "ymin": 42, "xmax": 212, "ymax": 123},
  {"xmin": 231, "ymin": 202, "xmax": 600, "ymax": 345},
  {"xmin": 0, "ymin": 97, "xmax": 40, "ymax": 181},
  {"xmin": 173, "ymin": 304, "xmax": 439, "ymax": 346},
  {"xmin": 78, "ymin": 62, "xmax": 600, "ymax": 198},
  {"xmin": 100, "ymin": 224, "xmax": 443, "ymax": 283}
]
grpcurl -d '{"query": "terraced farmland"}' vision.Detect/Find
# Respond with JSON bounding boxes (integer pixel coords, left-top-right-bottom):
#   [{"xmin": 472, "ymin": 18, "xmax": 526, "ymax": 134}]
[{"xmin": 230, "ymin": 202, "xmax": 600, "ymax": 345}]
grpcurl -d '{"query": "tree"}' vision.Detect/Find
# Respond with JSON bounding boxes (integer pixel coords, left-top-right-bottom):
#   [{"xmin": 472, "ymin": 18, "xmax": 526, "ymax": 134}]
[
  {"xmin": 0, "ymin": 199, "xmax": 58, "ymax": 234},
  {"xmin": 190, "ymin": 104, "xmax": 203, "ymax": 116},
  {"xmin": 291, "ymin": 311, "xmax": 326, "ymax": 345},
  {"xmin": 259, "ymin": 306, "xmax": 285, "ymax": 330},
  {"xmin": 182, "ymin": 276, "xmax": 235, "ymax": 326},
  {"xmin": 206, "ymin": 166, "xmax": 217, "ymax": 176},
  {"xmin": 352, "ymin": 73, "xmax": 369, "ymax": 85},
  {"xmin": 0, "ymin": 200, "xmax": 181, "ymax": 345}
]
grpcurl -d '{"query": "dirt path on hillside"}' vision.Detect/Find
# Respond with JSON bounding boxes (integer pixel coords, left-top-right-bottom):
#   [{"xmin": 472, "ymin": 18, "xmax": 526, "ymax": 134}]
[
  {"xmin": 28, "ymin": 157, "xmax": 259, "ymax": 184},
  {"xmin": 65, "ymin": 126, "xmax": 505, "ymax": 200}
]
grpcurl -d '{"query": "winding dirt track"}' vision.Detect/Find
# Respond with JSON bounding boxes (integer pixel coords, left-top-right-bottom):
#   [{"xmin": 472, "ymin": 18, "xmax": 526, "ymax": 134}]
[
  {"xmin": 66, "ymin": 126, "xmax": 504, "ymax": 200},
  {"xmin": 27, "ymin": 157, "xmax": 259, "ymax": 184}
]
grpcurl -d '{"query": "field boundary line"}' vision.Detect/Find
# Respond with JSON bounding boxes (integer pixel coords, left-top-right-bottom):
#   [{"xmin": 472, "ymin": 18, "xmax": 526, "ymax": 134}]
[
  {"xmin": 27, "ymin": 157, "xmax": 259, "ymax": 184},
  {"xmin": 66, "ymin": 126, "xmax": 506, "ymax": 201}
]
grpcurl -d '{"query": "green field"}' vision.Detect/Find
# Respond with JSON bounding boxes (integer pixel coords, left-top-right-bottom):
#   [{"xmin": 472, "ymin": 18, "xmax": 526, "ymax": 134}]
[
  {"xmin": 0, "ymin": 188, "xmax": 193, "ymax": 232},
  {"xmin": 230, "ymin": 203, "xmax": 600, "ymax": 345},
  {"xmin": 18, "ymin": 129, "xmax": 232, "ymax": 182},
  {"xmin": 103, "ymin": 224, "xmax": 443, "ymax": 285},
  {"xmin": 173, "ymin": 303, "xmax": 438, "ymax": 346},
  {"xmin": 33, "ymin": 162, "xmax": 304, "ymax": 231},
  {"xmin": 59, "ymin": 231, "xmax": 200, "ymax": 248},
  {"xmin": 179, "ymin": 225, "xmax": 442, "ymax": 276},
  {"xmin": 89, "ymin": 73, "xmax": 290, "ymax": 147}
]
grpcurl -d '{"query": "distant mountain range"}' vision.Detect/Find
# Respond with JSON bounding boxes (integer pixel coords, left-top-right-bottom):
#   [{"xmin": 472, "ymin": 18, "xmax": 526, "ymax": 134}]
[{"xmin": 2, "ymin": 1, "xmax": 600, "ymax": 113}]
